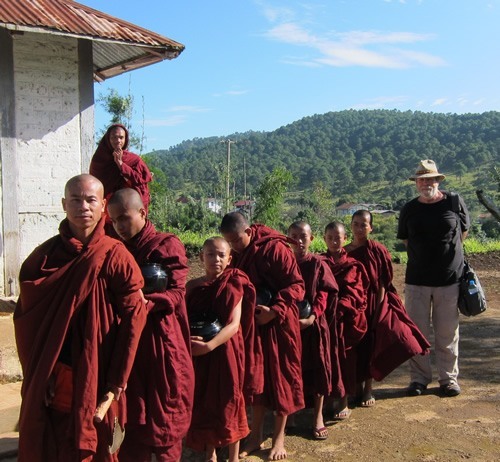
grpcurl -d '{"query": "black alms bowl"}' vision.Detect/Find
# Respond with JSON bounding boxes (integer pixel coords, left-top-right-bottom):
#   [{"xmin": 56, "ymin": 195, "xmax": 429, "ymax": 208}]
[
  {"xmin": 298, "ymin": 299, "xmax": 312, "ymax": 319},
  {"xmin": 256, "ymin": 287, "xmax": 273, "ymax": 306},
  {"xmin": 189, "ymin": 311, "xmax": 222, "ymax": 341},
  {"xmin": 140, "ymin": 263, "xmax": 168, "ymax": 294}
]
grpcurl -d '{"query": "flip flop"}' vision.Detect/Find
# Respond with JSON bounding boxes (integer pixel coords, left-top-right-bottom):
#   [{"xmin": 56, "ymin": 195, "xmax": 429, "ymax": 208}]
[
  {"xmin": 313, "ymin": 426, "xmax": 328, "ymax": 440},
  {"xmin": 360, "ymin": 395, "xmax": 376, "ymax": 407},
  {"xmin": 333, "ymin": 407, "xmax": 352, "ymax": 420}
]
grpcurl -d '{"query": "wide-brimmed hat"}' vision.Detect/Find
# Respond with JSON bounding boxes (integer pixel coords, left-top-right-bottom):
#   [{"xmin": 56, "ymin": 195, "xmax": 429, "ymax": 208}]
[{"xmin": 409, "ymin": 159, "xmax": 446, "ymax": 181}]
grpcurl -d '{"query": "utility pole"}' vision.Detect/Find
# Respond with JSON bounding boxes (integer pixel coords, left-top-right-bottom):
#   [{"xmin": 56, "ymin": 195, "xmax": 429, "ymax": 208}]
[{"xmin": 221, "ymin": 139, "xmax": 235, "ymax": 213}]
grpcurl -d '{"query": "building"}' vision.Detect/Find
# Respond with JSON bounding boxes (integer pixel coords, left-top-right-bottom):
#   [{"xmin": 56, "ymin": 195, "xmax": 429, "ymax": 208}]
[{"xmin": 0, "ymin": 0, "xmax": 184, "ymax": 295}]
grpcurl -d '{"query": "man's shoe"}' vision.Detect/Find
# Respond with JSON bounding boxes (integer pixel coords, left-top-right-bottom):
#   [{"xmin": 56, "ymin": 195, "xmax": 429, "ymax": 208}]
[
  {"xmin": 407, "ymin": 382, "xmax": 427, "ymax": 396},
  {"xmin": 440, "ymin": 382, "xmax": 461, "ymax": 397}
]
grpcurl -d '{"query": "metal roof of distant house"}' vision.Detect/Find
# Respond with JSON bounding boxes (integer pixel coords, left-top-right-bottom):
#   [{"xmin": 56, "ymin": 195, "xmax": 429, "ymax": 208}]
[{"xmin": 0, "ymin": 0, "xmax": 185, "ymax": 81}]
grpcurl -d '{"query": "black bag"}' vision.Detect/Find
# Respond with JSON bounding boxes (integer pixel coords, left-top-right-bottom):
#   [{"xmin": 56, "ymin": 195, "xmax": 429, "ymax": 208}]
[{"xmin": 458, "ymin": 260, "xmax": 487, "ymax": 316}]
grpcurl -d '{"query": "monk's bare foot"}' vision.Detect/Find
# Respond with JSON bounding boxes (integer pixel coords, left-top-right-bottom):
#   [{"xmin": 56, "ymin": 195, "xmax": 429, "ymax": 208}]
[
  {"xmin": 268, "ymin": 434, "xmax": 287, "ymax": 460},
  {"xmin": 239, "ymin": 436, "xmax": 263, "ymax": 458},
  {"xmin": 205, "ymin": 446, "xmax": 217, "ymax": 462}
]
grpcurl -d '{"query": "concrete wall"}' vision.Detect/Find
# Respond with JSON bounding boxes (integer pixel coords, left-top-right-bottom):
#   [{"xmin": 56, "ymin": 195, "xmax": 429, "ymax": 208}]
[{"xmin": 0, "ymin": 30, "xmax": 94, "ymax": 295}]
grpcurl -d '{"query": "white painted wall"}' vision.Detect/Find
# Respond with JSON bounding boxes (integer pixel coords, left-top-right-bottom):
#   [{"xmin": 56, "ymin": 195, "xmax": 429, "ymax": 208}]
[{"xmin": 13, "ymin": 33, "xmax": 84, "ymax": 265}]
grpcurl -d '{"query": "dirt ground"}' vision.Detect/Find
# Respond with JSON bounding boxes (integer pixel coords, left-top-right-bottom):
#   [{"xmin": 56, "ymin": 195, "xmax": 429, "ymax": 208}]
[{"xmin": 183, "ymin": 252, "xmax": 500, "ymax": 462}]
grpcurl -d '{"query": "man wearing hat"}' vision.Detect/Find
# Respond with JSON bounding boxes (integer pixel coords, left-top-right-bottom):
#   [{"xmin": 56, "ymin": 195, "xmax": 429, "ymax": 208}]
[{"xmin": 397, "ymin": 160, "xmax": 470, "ymax": 398}]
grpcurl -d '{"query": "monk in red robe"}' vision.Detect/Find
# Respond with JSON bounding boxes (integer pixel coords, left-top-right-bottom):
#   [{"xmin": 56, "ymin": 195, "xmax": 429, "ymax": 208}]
[
  {"xmin": 287, "ymin": 222, "xmax": 339, "ymax": 440},
  {"xmin": 346, "ymin": 210, "xmax": 430, "ymax": 407},
  {"xmin": 14, "ymin": 174, "xmax": 147, "ymax": 462},
  {"xmin": 220, "ymin": 212, "xmax": 305, "ymax": 461},
  {"xmin": 90, "ymin": 124, "xmax": 152, "ymax": 213},
  {"xmin": 322, "ymin": 221, "xmax": 369, "ymax": 420},
  {"xmin": 106, "ymin": 189, "xmax": 194, "ymax": 462},
  {"xmin": 186, "ymin": 237, "xmax": 255, "ymax": 462}
]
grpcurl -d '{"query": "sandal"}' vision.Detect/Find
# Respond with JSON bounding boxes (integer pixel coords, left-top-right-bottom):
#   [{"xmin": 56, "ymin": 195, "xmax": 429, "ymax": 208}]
[
  {"xmin": 313, "ymin": 426, "xmax": 328, "ymax": 440},
  {"xmin": 333, "ymin": 407, "xmax": 352, "ymax": 420}
]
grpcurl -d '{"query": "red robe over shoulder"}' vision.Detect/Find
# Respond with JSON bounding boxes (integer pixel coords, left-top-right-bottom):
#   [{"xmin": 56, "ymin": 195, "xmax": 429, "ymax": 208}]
[
  {"xmin": 120, "ymin": 220, "xmax": 194, "ymax": 451},
  {"xmin": 297, "ymin": 254, "xmax": 341, "ymax": 399},
  {"xmin": 348, "ymin": 240, "xmax": 430, "ymax": 381},
  {"xmin": 90, "ymin": 124, "xmax": 152, "ymax": 211},
  {"xmin": 322, "ymin": 249, "xmax": 369, "ymax": 394},
  {"xmin": 185, "ymin": 268, "xmax": 254, "ymax": 451},
  {"xmin": 14, "ymin": 218, "xmax": 147, "ymax": 462},
  {"xmin": 230, "ymin": 224, "xmax": 305, "ymax": 416}
]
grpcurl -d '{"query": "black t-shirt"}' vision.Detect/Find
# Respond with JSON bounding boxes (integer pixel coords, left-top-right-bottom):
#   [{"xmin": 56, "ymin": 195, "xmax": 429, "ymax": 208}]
[{"xmin": 397, "ymin": 192, "xmax": 470, "ymax": 287}]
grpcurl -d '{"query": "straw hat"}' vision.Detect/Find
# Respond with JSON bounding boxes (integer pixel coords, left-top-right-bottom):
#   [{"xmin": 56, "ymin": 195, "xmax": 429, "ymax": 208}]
[{"xmin": 409, "ymin": 159, "xmax": 446, "ymax": 181}]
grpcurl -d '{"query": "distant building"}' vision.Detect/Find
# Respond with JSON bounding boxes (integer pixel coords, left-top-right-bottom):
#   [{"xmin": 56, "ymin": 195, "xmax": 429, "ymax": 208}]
[
  {"xmin": 335, "ymin": 202, "xmax": 391, "ymax": 217},
  {"xmin": 233, "ymin": 199, "xmax": 255, "ymax": 217},
  {"xmin": 206, "ymin": 198, "xmax": 222, "ymax": 214}
]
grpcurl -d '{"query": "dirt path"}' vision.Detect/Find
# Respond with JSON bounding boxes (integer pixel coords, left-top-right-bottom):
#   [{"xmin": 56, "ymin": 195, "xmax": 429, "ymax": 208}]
[{"xmin": 184, "ymin": 252, "xmax": 500, "ymax": 462}]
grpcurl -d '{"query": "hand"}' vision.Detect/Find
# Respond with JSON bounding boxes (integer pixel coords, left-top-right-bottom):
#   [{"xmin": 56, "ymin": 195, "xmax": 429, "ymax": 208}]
[
  {"xmin": 255, "ymin": 304, "xmax": 277, "ymax": 325},
  {"xmin": 191, "ymin": 337, "xmax": 212, "ymax": 356},
  {"xmin": 113, "ymin": 148, "xmax": 123, "ymax": 167},
  {"xmin": 299, "ymin": 314, "xmax": 316, "ymax": 330},
  {"xmin": 107, "ymin": 384, "xmax": 123, "ymax": 401}
]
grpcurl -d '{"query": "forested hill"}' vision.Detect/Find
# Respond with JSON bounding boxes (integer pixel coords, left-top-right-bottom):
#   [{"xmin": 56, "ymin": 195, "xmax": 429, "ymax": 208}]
[{"xmin": 145, "ymin": 109, "xmax": 500, "ymax": 208}]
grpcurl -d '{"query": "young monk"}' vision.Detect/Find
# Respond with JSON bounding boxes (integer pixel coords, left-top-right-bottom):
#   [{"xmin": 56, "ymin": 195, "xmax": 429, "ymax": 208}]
[
  {"xmin": 90, "ymin": 124, "xmax": 152, "ymax": 213},
  {"xmin": 220, "ymin": 212, "xmax": 305, "ymax": 461},
  {"xmin": 345, "ymin": 210, "xmax": 430, "ymax": 407},
  {"xmin": 15, "ymin": 175, "xmax": 147, "ymax": 462},
  {"xmin": 185, "ymin": 237, "xmax": 255, "ymax": 462},
  {"xmin": 287, "ymin": 221, "xmax": 339, "ymax": 440},
  {"xmin": 107, "ymin": 188, "xmax": 194, "ymax": 462},
  {"xmin": 322, "ymin": 222, "xmax": 369, "ymax": 419}
]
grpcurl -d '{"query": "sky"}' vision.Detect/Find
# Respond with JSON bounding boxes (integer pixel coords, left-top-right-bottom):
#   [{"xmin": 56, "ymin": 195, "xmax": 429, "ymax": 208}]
[{"xmin": 84, "ymin": 0, "xmax": 500, "ymax": 152}]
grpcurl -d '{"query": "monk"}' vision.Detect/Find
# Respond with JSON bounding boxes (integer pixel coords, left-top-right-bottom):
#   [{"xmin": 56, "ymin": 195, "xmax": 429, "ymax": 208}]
[
  {"xmin": 106, "ymin": 188, "xmax": 194, "ymax": 462},
  {"xmin": 220, "ymin": 212, "xmax": 305, "ymax": 461},
  {"xmin": 90, "ymin": 124, "xmax": 152, "ymax": 213},
  {"xmin": 345, "ymin": 210, "xmax": 430, "ymax": 407},
  {"xmin": 14, "ymin": 174, "xmax": 147, "ymax": 462},
  {"xmin": 185, "ymin": 237, "xmax": 255, "ymax": 462},
  {"xmin": 322, "ymin": 221, "xmax": 369, "ymax": 420},
  {"xmin": 287, "ymin": 222, "xmax": 339, "ymax": 440}
]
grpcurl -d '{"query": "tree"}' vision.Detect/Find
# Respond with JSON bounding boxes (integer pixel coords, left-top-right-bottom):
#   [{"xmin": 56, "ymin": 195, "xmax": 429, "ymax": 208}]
[
  {"xmin": 97, "ymin": 84, "xmax": 144, "ymax": 152},
  {"xmin": 253, "ymin": 166, "xmax": 293, "ymax": 229}
]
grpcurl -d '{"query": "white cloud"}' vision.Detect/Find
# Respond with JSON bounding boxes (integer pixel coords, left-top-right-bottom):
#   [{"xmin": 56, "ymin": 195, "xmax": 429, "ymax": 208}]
[
  {"xmin": 259, "ymin": 8, "xmax": 445, "ymax": 68},
  {"xmin": 431, "ymin": 98, "xmax": 447, "ymax": 106},
  {"xmin": 145, "ymin": 115, "xmax": 187, "ymax": 127}
]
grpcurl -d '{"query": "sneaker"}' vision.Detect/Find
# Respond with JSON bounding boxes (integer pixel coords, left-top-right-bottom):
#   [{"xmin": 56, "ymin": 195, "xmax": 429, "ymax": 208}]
[
  {"xmin": 440, "ymin": 382, "xmax": 461, "ymax": 397},
  {"xmin": 407, "ymin": 382, "xmax": 427, "ymax": 396}
]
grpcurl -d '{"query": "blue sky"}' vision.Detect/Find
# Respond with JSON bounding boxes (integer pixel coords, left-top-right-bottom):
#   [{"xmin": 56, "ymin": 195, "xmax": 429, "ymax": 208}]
[{"xmin": 84, "ymin": 0, "xmax": 500, "ymax": 152}]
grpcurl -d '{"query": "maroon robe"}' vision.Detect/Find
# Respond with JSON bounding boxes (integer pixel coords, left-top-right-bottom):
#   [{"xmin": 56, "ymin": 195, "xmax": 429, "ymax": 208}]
[
  {"xmin": 185, "ymin": 268, "xmax": 254, "ymax": 451},
  {"xmin": 118, "ymin": 220, "xmax": 194, "ymax": 459},
  {"xmin": 323, "ymin": 249, "xmax": 369, "ymax": 395},
  {"xmin": 14, "ymin": 218, "xmax": 147, "ymax": 462},
  {"xmin": 348, "ymin": 240, "xmax": 430, "ymax": 381},
  {"xmin": 230, "ymin": 224, "xmax": 305, "ymax": 415},
  {"xmin": 90, "ymin": 124, "xmax": 152, "ymax": 211}
]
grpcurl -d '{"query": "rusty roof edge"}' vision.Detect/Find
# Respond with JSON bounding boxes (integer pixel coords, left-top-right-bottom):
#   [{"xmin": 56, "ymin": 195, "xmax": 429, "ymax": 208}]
[{"xmin": 0, "ymin": 22, "xmax": 185, "ymax": 52}]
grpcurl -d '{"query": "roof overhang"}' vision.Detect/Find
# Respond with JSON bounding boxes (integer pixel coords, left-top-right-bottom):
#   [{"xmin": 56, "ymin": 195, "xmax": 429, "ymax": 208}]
[{"xmin": 1, "ymin": 23, "xmax": 184, "ymax": 81}]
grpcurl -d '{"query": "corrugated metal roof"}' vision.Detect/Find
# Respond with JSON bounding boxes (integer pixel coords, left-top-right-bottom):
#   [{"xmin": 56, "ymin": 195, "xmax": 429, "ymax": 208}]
[{"xmin": 0, "ymin": 0, "xmax": 185, "ymax": 80}]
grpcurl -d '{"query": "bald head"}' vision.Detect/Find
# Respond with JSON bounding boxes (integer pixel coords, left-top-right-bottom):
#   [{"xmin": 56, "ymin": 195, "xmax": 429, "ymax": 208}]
[
  {"xmin": 64, "ymin": 174, "xmax": 103, "ymax": 199},
  {"xmin": 220, "ymin": 211, "xmax": 249, "ymax": 234},
  {"xmin": 108, "ymin": 188, "xmax": 145, "ymax": 210},
  {"xmin": 107, "ymin": 188, "xmax": 147, "ymax": 242},
  {"xmin": 200, "ymin": 236, "xmax": 232, "ymax": 277},
  {"xmin": 288, "ymin": 221, "xmax": 311, "ymax": 235},
  {"xmin": 324, "ymin": 221, "xmax": 345, "ymax": 235}
]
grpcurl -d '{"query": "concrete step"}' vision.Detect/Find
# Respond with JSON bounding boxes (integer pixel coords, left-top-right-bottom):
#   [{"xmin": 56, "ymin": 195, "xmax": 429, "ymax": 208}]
[{"xmin": 0, "ymin": 432, "xmax": 18, "ymax": 461}]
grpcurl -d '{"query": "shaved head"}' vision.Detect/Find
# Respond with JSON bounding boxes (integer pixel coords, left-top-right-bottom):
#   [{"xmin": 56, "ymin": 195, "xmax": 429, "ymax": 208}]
[
  {"xmin": 64, "ymin": 174, "xmax": 103, "ymax": 199},
  {"xmin": 324, "ymin": 221, "xmax": 346, "ymax": 235},
  {"xmin": 287, "ymin": 221, "xmax": 311, "ymax": 235},
  {"xmin": 203, "ymin": 236, "xmax": 231, "ymax": 252},
  {"xmin": 220, "ymin": 212, "xmax": 249, "ymax": 234},
  {"xmin": 108, "ymin": 188, "xmax": 145, "ymax": 210}
]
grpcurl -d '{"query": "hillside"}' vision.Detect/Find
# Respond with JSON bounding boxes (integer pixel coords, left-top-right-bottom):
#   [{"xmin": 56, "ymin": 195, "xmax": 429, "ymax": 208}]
[{"xmin": 144, "ymin": 109, "xmax": 500, "ymax": 212}]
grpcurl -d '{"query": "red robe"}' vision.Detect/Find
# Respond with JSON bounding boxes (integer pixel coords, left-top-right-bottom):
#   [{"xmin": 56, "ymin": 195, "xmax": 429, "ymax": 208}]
[
  {"xmin": 185, "ymin": 269, "xmax": 254, "ymax": 451},
  {"xmin": 119, "ymin": 220, "xmax": 194, "ymax": 457},
  {"xmin": 14, "ymin": 218, "xmax": 147, "ymax": 462},
  {"xmin": 230, "ymin": 224, "xmax": 305, "ymax": 415},
  {"xmin": 348, "ymin": 240, "xmax": 430, "ymax": 381},
  {"xmin": 297, "ymin": 254, "xmax": 340, "ymax": 399},
  {"xmin": 90, "ymin": 124, "xmax": 152, "ymax": 211},
  {"xmin": 322, "ymin": 249, "xmax": 369, "ymax": 395}
]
